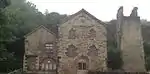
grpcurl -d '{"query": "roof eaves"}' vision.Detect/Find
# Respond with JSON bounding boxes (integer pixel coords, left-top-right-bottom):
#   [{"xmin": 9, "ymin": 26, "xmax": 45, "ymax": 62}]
[{"xmin": 24, "ymin": 25, "xmax": 56, "ymax": 38}]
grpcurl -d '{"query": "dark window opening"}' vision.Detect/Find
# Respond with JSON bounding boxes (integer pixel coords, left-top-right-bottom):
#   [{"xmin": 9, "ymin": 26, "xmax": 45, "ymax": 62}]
[{"xmin": 78, "ymin": 62, "xmax": 87, "ymax": 70}]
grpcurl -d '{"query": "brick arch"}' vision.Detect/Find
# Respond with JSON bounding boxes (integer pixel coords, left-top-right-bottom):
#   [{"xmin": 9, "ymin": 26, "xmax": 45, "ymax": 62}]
[
  {"xmin": 39, "ymin": 57, "xmax": 56, "ymax": 64},
  {"xmin": 76, "ymin": 55, "xmax": 89, "ymax": 61},
  {"xmin": 89, "ymin": 45, "xmax": 97, "ymax": 49},
  {"xmin": 74, "ymin": 55, "xmax": 89, "ymax": 62}
]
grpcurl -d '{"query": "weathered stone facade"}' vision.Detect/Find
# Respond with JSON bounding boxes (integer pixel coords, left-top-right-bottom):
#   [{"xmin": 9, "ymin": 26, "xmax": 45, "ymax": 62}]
[
  {"xmin": 116, "ymin": 7, "xmax": 145, "ymax": 72},
  {"xmin": 58, "ymin": 9, "xmax": 107, "ymax": 74},
  {"xmin": 23, "ymin": 25, "xmax": 57, "ymax": 74},
  {"xmin": 120, "ymin": 16, "xmax": 145, "ymax": 72},
  {"xmin": 23, "ymin": 8, "xmax": 146, "ymax": 74},
  {"xmin": 23, "ymin": 9, "xmax": 107, "ymax": 74}
]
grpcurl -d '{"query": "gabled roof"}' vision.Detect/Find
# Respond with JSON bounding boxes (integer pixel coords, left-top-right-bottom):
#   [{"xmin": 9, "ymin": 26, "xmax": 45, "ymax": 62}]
[
  {"xmin": 24, "ymin": 25, "xmax": 56, "ymax": 38},
  {"xmin": 62, "ymin": 9, "xmax": 107, "ymax": 27}
]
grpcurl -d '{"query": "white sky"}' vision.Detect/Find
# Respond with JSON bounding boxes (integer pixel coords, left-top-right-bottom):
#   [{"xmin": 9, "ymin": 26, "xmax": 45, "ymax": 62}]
[{"xmin": 27, "ymin": 0, "xmax": 150, "ymax": 21}]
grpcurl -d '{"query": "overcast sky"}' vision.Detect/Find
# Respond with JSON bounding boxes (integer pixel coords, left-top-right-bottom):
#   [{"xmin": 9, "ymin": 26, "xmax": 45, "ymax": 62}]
[{"xmin": 27, "ymin": 0, "xmax": 150, "ymax": 21}]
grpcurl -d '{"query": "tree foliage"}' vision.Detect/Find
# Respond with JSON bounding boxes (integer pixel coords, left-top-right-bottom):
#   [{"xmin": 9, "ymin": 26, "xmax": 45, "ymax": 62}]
[
  {"xmin": 0, "ymin": 0, "xmax": 17, "ymax": 72},
  {"xmin": 107, "ymin": 20, "xmax": 123, "ymax": 70},
  {"xmin": 0, "ymin": 0, "xmax": 67, "ymax": 73}
]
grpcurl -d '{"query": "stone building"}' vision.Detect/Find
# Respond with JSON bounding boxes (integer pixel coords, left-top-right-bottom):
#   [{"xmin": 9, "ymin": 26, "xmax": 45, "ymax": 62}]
[
  {"xmin": 23, "ymin": 7, "xmax": 146, "ymax": 74},
  {"xmin": 23, "ymin": 9, "xmax": 107, "ymax": 74},
  {"xmin": 23, "ymin": 25, "xmax": 58, "ymax": 74},
  {"xmin": 116, "ymin": 7, "xmax": 145, "ymax": 72},
  {"xmin": 58, "ymin": 9, "xmax": 107, "ymax": 74}
]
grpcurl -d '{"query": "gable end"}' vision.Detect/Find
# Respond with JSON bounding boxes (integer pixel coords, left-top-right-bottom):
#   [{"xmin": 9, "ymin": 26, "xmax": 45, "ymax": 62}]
[
  {"xmin": 24, "ymin": 25, "xmax": 56, "ymax": 38},
  {"xmin": 62, "ymin": 9, "xmax": 107, "ymax": 28}
]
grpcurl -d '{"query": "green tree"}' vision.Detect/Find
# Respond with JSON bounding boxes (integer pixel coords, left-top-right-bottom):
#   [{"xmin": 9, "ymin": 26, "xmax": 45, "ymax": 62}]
[
  {"xmin": 4, "ymin": 0, "xmax": 44, "ymax": 38},
  {"xmin": 0, "ymin": 0, "xmax": 10, "ymax": 8},
  {"xmin": 0, "ymin": 0, "xmax": 17, "ymax": 72},
  {"xmin": 44, "ymin": 10, "xmax": 67, "ymax": 25},
  {"xmin": 107, "ymin": 20, "xmax": 123, "ymax": 70},
  {"xmin": 0, "ymin": 0, "xmax": 68, "ymax": 73},
  {"xmin": 0, "ymin": 0, "xmax": 45, "ymax": 72}
]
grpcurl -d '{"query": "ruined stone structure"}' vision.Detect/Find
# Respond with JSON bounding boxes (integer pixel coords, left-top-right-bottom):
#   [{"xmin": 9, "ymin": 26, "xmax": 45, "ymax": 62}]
[
  {"xmin": 23, "ymin": 9, "xmax": 107, "ymax": 74},
  {"xmin": 23, "ymin": 7, "xmax": 146, "ymax": 74},
  {"xmin": 23, "ymin": 25, "xmax": 58, "ymax": 74},
  {"xmin": 58, "ymin": 9, "xmax": 107, "ymax": 74},
  {"xmin": 116, "ymin": 7, "xmax": 146, "ymax": 72}
]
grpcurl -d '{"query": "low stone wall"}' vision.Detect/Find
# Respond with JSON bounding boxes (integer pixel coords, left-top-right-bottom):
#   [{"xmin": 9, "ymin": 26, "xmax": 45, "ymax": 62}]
[{"xmin": 88, "ymin": 71, "xmax": 148, "ymax": 74}]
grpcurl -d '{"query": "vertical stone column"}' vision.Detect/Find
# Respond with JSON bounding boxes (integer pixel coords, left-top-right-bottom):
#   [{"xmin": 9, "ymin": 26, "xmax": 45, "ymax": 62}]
[
  {"xmin": 24, "ymin": 39, "xmax": 28, "ymax": 72},
  {"xmin": 36, "ymin": 56, "xmax": 39, "ymax": 70},
  {"xmin": 23, "ymin": 55, "xmax": 27, "ymax": 72},
  {"xmin": 121, "ymin": 16, "xmax": 145, "ymax": 72}
]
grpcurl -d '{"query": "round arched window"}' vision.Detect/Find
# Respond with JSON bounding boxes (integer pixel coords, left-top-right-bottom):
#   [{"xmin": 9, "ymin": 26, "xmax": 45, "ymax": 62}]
[{"xmin": 40, "ymin": 58, "xmax": 56, "ymax": 71}]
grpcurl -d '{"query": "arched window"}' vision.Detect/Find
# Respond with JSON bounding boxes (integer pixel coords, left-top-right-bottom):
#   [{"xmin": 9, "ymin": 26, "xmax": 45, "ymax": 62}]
[
  {"xmin": 65, "ymin": 44, "xmax": 77, "ymax": 57},
  {"xmin": 40, "ymin": 58, "xmax": 56, "ymax": 71},
  {"xmin": 68, "ymin": 28, "xmax": 76, "ymax": 39},
  {"xmin": 26, "ymin": 55, "xmax": 37, "ymax": 71},
  {"xmin": 89, "ymin": 29, "xmax": 96, "ymax": 38},
  {"xmin": 88, "ymin": 45, "xmax": 98, "ymax": 56},
  {"xmin": 77, "ymin": 56, "xmax": 89, "ymax": 70},
  {"xmin": 78, "ymin": 62, "xmax": 87, "ymax": 70}
]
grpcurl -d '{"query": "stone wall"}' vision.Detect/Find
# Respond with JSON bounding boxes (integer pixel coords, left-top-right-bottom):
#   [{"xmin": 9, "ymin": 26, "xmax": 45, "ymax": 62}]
[
  {"xmin": 58, "ymin": 10, "xmax": 107, "ymax": 74},
  {"xmin": 121, "ymin": 16, "xmax": 145, "ymax": 72},
  {"xmin": 23, "ymin": 26, "xmax": 57, "ymax": 73}
]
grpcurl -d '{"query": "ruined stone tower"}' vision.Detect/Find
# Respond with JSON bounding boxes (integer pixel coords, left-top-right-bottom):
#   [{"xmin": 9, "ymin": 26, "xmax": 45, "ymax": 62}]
[{"xmin": 117, "ymin": 7, "xmax": 146, "ymax": 72}]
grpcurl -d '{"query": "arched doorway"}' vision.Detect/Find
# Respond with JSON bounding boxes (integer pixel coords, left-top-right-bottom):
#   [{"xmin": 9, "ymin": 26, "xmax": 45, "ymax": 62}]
[{"xmin": 39, "ymin": 57, "xmax": 57, "ymax": 73}]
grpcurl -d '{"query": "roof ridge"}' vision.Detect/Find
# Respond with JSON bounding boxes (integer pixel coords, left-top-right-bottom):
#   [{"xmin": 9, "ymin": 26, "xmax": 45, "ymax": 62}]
[
  {"xmin": 24, "ymin": 25, "xmax": 56, "ymax": 38},
  {"xmin": 61, "ymin": 9, "xmax": 107, "ymax": 27}
]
